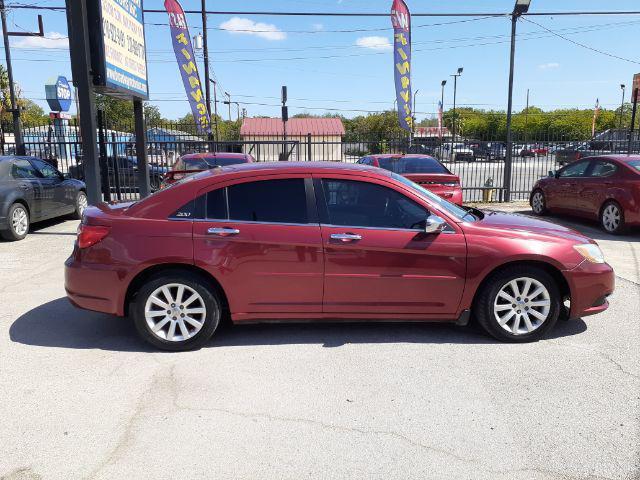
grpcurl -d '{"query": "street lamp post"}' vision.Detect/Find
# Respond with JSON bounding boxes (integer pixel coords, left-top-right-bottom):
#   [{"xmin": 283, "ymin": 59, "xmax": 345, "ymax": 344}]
[
  {"xmin": 412, "ymin": 89, "xmax": 419, "ymax": 142},
  {"xmin": 440, "ymin": 80, "xmax": 446, "ymax": 140},
  {"xmin": 503, "ymin": 0, "xmax": 531, "ymax": 202},
  {"xmin": 450, "ymin": 67, "xmax": 463, "ymax": 156},
  {"xmin": 619, "ymin": 84, "xmax": 626, "ymax": 129}
]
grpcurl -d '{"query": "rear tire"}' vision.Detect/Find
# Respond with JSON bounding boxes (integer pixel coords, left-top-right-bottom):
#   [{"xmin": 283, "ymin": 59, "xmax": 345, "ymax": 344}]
[
  {"xmin": 1, "ymin": 203, "xmax": 29, "ymax": 241},
  {"xmin": 530, "ymin": 189, "xmax": 547, "ymax": 216},
  {"xmin": 132, "ymin": 271, "xmax": 221, "ymax": 351},
  {"xmin": 600, "ymin": 201, "xmax": 626, "ymax": 235},
  {"xmin": 474, "ymin": 266, "xmax": 561, "ymax": 343}
]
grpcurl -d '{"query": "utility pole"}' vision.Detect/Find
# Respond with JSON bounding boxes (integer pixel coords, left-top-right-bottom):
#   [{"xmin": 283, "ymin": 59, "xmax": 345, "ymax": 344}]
[
  {"xmin": 450, "ymin": 67, "xmax": 463, "ymax": 155},
  {"xmin": 225, "ymin": 92, "xmax": 231, "ymax": 120},
  {"xmin": 0, "ymin": 0, "xmax": 44, "ymax": 155},
  {"xmin": 210, "ymin": 79, "xmax": 219, "ymax": 141},
  {"xmin": 440, "ymin": 80, "xmax": 446, "ymax": 141},
  {"xmin": 504, "ymin": 0, "xmax": 531, "ymax": 202},
  {"xmin": 200, "ymin": 0, "xmax": 213, "ymax": 136},
  {"xmin": 619, "ymin": 84, "xmax": 626, "ymax": 129},
  {"xmin": 411, "ymin": 89, "xmax": 419, "ymax": 144},
  {"xmin": 524, "ymin": 88, "xmax": 529, "ymax": 144},
  {"xmin": 281, "ymin": 85, "xmax": 288, "ymax": 161}
]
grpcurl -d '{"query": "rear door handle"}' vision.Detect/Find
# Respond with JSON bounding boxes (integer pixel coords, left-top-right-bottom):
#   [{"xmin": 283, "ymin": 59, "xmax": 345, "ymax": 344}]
[
  {"xmin": 207, "ymin": 227, "xmax": 240, "ymax": 236},
  {"xmin": 330, "ymin": 233, "xmax": 362, "ymax": 242}
]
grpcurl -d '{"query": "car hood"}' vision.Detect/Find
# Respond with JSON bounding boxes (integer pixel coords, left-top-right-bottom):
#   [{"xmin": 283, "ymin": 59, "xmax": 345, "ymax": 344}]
[{"xmin": 469, "ymin": 210, "xmax": 593, "ymax": 244}]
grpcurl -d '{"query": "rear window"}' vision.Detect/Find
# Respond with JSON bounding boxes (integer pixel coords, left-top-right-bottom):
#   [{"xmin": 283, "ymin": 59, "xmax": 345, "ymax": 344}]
[
  {"xmin": 209, "ymin": 156, "xmax": 247, "ymax": 167},
  {"xmin": 378, "ymin": 156, "xmax": 448, "ymax": 174}
]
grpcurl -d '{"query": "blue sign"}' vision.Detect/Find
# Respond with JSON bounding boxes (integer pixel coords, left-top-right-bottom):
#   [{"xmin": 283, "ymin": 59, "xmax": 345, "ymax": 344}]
[{"xmin": 45, "ymin": 76, "xmax": 73, "ymax": 112}]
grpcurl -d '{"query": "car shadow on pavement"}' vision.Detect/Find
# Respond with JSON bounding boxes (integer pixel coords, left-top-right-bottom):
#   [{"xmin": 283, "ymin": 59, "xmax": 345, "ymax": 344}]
[{"xmin": 10, "ymin": 297, "xmax": 588, "ymax": 351}]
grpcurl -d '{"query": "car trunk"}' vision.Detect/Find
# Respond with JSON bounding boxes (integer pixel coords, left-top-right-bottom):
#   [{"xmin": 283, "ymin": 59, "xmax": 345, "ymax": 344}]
[{"xmin": 403, "ymin": 173, "xmax": 460, "ymax": 199}]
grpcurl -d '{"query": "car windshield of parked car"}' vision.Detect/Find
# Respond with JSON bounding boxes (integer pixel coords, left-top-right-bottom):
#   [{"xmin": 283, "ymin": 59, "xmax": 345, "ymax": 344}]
[
  {"xmin": 391, "ymin": 173, "xmax": 473, "ymax": 221},
  {"xmin": 378, "ymin": 156, "xmax": 448, "ymax": 175}
]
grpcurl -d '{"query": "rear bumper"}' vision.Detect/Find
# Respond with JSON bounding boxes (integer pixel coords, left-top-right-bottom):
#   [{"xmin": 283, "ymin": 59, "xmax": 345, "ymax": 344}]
[
  {"xmin": 64, "ymin": 256, "xmax": 124, "ymax": 316},
  {"xmin": 564, "ymin": 260, "xmax": 615, "ymax": 319}
]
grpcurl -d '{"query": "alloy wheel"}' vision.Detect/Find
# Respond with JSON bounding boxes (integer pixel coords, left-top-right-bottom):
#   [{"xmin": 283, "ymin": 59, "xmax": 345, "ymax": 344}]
[
  {"xmin": 531, "ymin": 191, "xmax": 544, "ymax": 214},
  {"xmin": 11, "ymin": 207, "xmax": 28, "ymax": 236},
  {"xmin": 601, "ymin": 204, "xmax": 621, "ymax": 232},
  {"xmin": 493, "ymin": 277, "xmax": 551, "ymax": 335},
  {"xmin": 144, "ymin": 283, "xmax": 207, "ymax": 342},
  {"xmin": 77, "ymin": 193, "xmax": 88, "ymax": 216}
]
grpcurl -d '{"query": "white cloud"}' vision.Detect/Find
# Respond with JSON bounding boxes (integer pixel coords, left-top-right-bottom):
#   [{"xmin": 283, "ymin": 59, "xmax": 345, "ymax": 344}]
[
  {"xmin": 13, "ymin": 31, "xmax": 68, "ymax": 49},
  {"xmin": 219, "ymin": 17, "xmax": 286, "ymax": 41},
  {"xmin": 538, "ymin": 62, "xmax": 560, "ymax": 70},
  {"xmin": 355, "ymin": 36, "xmax": 392, "ymax": 51}
]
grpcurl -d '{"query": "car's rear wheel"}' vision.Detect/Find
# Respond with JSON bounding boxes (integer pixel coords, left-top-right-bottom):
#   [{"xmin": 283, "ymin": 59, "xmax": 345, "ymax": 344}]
[
  {"xmin": 474, "ymin": 266, "xmax": 561, "ymax": 342},
  {"xmin": 70, "ymin": 191, "xmax": 88, "ymax": 220},
  {"xmin": 600, "ymin": 201, "xmax": 626, "ymax": 235},
  {"xmin": 530, "ymin": 189, "xmax": 547, "ymax": 216},
  {"xmin": 1, "ymin": 203, "xmax": 29, "ymax": 241},
  {"xmin": 132, "ymin": 272, "xmax": 221, "ymax": 351}
]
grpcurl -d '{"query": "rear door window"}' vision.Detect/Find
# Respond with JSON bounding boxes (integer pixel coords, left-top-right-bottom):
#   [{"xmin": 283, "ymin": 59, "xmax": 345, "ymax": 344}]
[
  {"xmin": 12, "ymin": 159, "xmax": 40, "ymax": 179},
  {"xmin": 227, "ymin": 178, "xmax": 308, "ymax": 224},
  {"xmin": 589, "ymin": 160, "xmax": 617, "ymax": 178}
]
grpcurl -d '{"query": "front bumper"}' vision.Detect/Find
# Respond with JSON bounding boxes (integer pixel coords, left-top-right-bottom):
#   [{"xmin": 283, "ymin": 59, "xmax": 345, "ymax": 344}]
[{"xmin": 564, "ymin": 260, "xmax": 615, "ymax": 319}]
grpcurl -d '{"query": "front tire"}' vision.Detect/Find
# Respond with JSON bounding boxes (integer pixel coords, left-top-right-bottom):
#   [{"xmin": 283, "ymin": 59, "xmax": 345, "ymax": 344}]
[
  {"xmin": 530, "ymin": 189, "xmax": 547, "ymax": 216},
  {"xmin": 1, "ymin": 203, "xmax": 29, "ymax": 241},
  {"xmin": 600, "ymin": 201, "xmax": 626, "ymax": 235},
  {"xmin": 132, "ymin": 272, "xmax": 221, "ymax": 351},
  {"xmin": 474, "ymin": 266, "xmax": 561, "ymax": 343}
]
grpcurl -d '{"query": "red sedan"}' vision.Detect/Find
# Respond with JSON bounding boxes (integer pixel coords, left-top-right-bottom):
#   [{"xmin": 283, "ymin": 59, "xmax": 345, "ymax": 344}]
[
  {"xmin": 161, "ymin": 152, "xmax": 254, "ymax": 187},
  {"xmin": 530, "ymin": 155, "xmax": 640, "ymax": 234},
  {"xmin": 359, "ymin": 154, "xmax": 463, "ymax": 205},
  {"xmin": 66, "ymin": 162, "xmax": 613, "ymax": 350}
]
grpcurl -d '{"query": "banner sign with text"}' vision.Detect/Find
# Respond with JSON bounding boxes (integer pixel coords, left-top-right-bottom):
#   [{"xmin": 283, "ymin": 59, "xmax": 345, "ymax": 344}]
[
  {"xmin": 391, "ymin": 0, "xmax": 412, "ymax": 132},
  {"xmin": 88, "ymin": 0, "xmax": 149, "ymax": 99},
  {"xmin": 164, "ymin": 0, "xmax": 211, "ymax": 134}
]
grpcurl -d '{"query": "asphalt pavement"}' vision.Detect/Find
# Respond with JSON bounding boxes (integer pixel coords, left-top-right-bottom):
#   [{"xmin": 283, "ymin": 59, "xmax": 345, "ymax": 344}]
[{"xmin": 0, "ymin": 213, "xmax": 638, "ymax": 480}]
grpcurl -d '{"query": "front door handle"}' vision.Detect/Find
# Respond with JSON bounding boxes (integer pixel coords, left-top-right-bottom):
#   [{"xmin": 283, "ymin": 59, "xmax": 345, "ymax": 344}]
[
  {"xmin": 330, "ymin": 233, "xmax": 362, "ymax": 242},
  {"xmin": 207, "ymin": 227, "xmax": 240, "ymax": 236}
]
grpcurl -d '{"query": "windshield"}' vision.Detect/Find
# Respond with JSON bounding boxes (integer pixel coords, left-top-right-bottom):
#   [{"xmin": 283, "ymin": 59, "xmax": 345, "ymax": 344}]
[
  {"xmin": 627, "ymin": 160, "xmax": 640, "ymax": 172},
  {"xmin": 392, "ymin": 173, "xmax": 474, "ymax": 221},
  {"xmin": 378, "ymin": 156, "xmax": 449, "ymax": 174}
]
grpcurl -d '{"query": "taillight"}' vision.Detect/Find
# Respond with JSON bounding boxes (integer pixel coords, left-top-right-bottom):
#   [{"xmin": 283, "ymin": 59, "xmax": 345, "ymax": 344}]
[{"xmin": 77, "ymin": 224, "xmax": 110, "ymax": 249}]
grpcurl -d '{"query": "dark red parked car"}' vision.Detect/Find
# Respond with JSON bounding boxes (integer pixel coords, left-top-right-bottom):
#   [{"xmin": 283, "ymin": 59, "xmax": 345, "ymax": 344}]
[
  {"xmin": 161, "ymin": 152, "xmax": 254, "ymax": 187},
  {"xmin": 66, "ymin": 162, "xmax": 614, "ymax": 350},
  {"xmin": 530, "ymin": 155, "xmax": 640, "ymax": 234},
  {"xmin": 358, "ymin": 154, "xmax": 463, "ymax": 205}
]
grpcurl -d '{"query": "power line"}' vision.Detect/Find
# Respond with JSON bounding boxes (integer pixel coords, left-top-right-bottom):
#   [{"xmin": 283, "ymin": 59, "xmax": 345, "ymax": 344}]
[{"xmin": 521, "ymin": 17, "xmax": 640, "ymax": 65}]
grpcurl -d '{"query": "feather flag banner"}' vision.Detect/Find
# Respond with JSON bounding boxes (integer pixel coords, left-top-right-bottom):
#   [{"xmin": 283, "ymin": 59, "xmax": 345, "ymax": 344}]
[{"xmin": 391, "ymin": 0, "xmax": 412, "ymax": 132}]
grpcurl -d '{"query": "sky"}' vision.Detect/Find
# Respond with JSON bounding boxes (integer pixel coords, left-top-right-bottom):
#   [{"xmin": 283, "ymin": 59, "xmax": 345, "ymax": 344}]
[{"xmin": 2, "ymin": 0, "xmax": 639, "ymax": 122}]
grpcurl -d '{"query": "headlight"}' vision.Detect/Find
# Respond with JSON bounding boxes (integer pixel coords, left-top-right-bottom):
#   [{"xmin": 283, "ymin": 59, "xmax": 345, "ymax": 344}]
[{"xmin": 573, "ymin": 244, "xmax": 605, "ymax": 264}]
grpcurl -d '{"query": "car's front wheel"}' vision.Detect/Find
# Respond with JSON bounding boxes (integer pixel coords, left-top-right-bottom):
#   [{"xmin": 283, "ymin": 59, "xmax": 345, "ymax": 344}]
[
  {"xmin": 132, "ymin": 271, "xmax": 221, "ymax": 351},
  {"xmin": 474, "ymin": 266, "xmax": 561, "ymax": 342},
  {"xmin": 1, "ymin": 203, "xmax": 30, "ymax": 241},
  {"xmin": 530, "ymin": 189, "xmax": 547, "ymax": 216}
]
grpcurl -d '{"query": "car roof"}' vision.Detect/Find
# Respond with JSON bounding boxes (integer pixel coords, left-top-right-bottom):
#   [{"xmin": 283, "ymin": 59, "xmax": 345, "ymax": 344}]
[
  {"xmin": 181, "ymin": 152, "xmax": 249, "ymax": 159},
  {"xmin": 368, "ymin": 154, "xmax": 439, "ymax": 160},
  {"xmin": 194, "ymin": 160, "xmax": 391, "ymax": 178},
  {"xmin": 596, "ymin": 154, "xmax": 640, "ymax": 163}
]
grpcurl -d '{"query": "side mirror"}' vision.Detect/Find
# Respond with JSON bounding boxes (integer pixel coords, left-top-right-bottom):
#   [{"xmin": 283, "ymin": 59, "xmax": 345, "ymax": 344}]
[
  {"xmin": 424, "ymin": 214, "xmax": 447, "ymax": 234},
  {"xmin": 548, "ymin": 170, "xmax": 555, "ymax": 177}
]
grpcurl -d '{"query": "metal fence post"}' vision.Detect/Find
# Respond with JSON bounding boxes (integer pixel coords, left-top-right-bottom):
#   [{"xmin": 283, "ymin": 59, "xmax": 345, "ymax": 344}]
[
  {"xmin": 307, "ymin": 133, "xmax": 312, "ymax": 161},
  {"xmin": 133, "ymin": 98, "xmax": 150, "ymax": 198}
]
